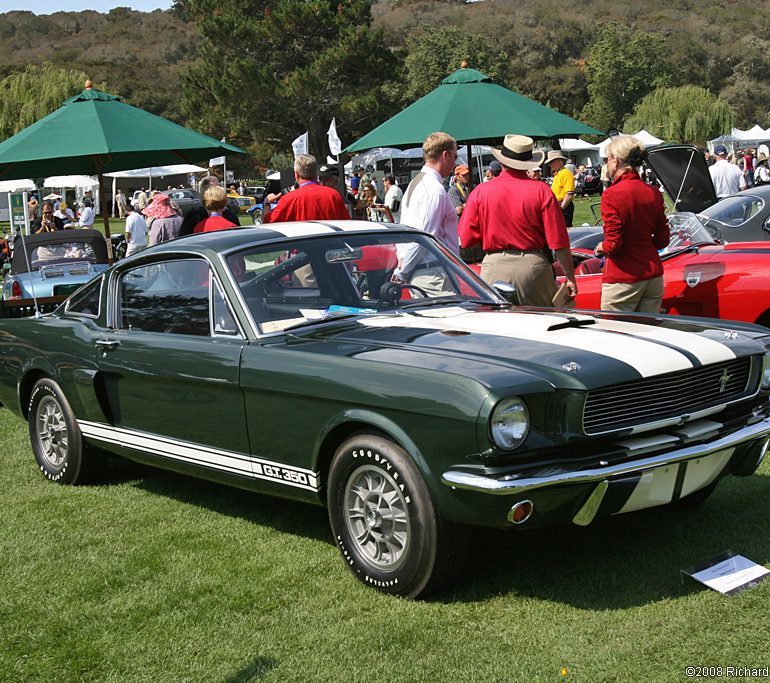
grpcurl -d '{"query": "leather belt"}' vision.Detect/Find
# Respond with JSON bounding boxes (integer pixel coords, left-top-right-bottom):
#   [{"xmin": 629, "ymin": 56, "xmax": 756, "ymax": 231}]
[
  {"xmin": 486, "ymin": 248, "xmax": 548, "ymax": 256},
  {"xmin": 412, "ymin": 261, "xmax": 440, "ymax": 271}
]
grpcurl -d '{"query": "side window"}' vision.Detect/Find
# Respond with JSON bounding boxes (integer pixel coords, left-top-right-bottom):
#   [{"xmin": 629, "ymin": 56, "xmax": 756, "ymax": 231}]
[
  {"xmin": 66, "ymin": 276, "xmax": 102, "ymax": 317},
  {"xmin": 118, "ymin": 258, "xmax": 211, "ymax": 336},
  {"xmin": 212, "ymin": 280, "xmax": 239, "ymax": 336}
]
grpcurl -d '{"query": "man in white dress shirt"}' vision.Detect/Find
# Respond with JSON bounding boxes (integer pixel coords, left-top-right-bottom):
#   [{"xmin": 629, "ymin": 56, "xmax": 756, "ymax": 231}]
[
  {"xmin": 709, "ymin": 145, "xmax": 747, "ymax": 198},
  {"xmin": 394, "ymin": 132, "xmax": 459, "ymax": 295},
  {"xmin": 78, "ymin": 199, "xmax": 95, "ymax": 227}
]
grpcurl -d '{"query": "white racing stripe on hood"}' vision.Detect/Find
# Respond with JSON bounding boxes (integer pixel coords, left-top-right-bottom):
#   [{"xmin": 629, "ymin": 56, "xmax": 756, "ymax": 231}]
[
  {"xmin": 359, "ymin": 310, "xmax": 707, "ymax": 377},
  {"xmin": 595, "ymin": 318, "xmax": 735, "ymax": 366}
]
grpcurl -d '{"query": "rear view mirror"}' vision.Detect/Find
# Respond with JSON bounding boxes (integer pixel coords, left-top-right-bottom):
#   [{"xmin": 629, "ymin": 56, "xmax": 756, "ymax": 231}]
[
  {"xmin": 492, "ymin": 281, "xmax": 520, "ymax": 306},
  {"xmin": 326, "ymin": 247, "xmax": 363, "ymax": 263}
]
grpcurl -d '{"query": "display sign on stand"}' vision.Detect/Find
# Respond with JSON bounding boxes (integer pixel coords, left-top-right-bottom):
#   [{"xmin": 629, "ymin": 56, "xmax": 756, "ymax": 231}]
[{"xmin": 9, "ymin": 192, "xmax": 30, "ymax": 235}]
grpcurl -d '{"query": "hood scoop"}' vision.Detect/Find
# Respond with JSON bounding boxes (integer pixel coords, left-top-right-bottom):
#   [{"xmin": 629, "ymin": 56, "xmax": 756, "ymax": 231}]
[{"xmin": 547, "ymin": 316, "xmax": 597, "ymax": 332}]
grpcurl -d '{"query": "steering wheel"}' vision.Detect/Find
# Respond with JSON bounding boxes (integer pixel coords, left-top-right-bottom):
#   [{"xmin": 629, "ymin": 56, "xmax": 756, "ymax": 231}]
[{"xmin": 378, "ymin": 282, "xmax": 430, "ymax": 306}]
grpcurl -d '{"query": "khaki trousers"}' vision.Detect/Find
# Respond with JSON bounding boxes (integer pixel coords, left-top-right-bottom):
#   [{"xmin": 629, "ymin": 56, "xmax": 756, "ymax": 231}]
[
  {"xmin": 600, "ymin": 276, "xmax": 664, "ymax": 313},
  {"xmin": 410, "ymin": 267, "xmax": 455, "ymax": 297},
  {"xmin": 480, "ymin": 251, "xmax": 556, "ymax": 307}
]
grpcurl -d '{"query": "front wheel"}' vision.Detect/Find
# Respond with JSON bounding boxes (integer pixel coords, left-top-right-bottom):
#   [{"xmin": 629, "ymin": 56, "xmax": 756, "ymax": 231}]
[
  {"xmin": 327, "ymin": 434, "xmax": 458, "ymax": 598},
  {"xmin": 28, "ymin": 378, "xmax": 101, "ymax": 484}
]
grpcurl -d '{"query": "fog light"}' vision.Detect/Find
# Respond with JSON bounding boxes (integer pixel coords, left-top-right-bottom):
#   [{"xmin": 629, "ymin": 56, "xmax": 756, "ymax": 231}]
[{"xmin": 507, "ymin": 500, "xmax": 534, "ymax": 525}]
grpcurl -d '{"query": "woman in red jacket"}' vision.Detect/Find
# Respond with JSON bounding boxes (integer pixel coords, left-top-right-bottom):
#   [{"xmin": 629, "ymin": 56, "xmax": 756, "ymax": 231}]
[{"xmin": 594, "ymin": 135, "xmax": 669, "ymax": 312}]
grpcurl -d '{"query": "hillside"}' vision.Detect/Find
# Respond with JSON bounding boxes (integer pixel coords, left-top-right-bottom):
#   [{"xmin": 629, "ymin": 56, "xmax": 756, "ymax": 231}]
[{"xmin": 1, "ymin": 1, "xmax": 769, "ymax": 144}]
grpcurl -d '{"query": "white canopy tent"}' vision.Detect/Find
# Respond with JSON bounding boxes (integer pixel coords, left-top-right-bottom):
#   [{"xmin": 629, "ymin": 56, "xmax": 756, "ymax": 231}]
[
  {"xmin": 0, "ymin": 179, "xmax": 35, "ymax": 192},
  {"xmin": 349, "ymin": 145, "xmax": 495, "ymax": 183},
  {"xmin": 105, "ymin": 163, "xmax": 208, "ymax": 210},
  {"xmin": 597, "ymin": 130, "xmax": 664, "ymax": 158},
  {"xmin": 707, "ymin": 126, "xmax": 770, "ymax": 154},
  {"xmin": 44, "ymin": 175, "xmax": 100, "ymax": 213},
  {"xmin": 557, "ymin": 138, "xmax": 601, "ymax": 167}
]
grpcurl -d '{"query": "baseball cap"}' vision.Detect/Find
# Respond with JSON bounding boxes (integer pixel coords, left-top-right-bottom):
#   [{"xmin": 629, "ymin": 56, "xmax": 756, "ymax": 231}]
[
  {"xmin": 714, "ymin": 144, "xmax": 728, "ymax": 156},
  {"xmin": 319, "ymin": 164, "xmax": 339, "ymax": 177}
]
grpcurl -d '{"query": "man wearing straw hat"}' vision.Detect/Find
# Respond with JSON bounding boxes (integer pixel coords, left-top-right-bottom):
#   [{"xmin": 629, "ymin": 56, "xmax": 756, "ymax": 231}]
[{"xmin": 459, "ymin": 134, "xmax": 577, "ymax": 307}]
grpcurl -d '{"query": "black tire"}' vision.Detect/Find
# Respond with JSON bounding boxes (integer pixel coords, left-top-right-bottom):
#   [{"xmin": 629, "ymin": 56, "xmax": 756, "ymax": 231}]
[
  {"xmin": 327, "ymin": 434, "xmax": 458, "ymax": 598},
  {"xmin": 28, "ymin": 378, "xmax": 101, "ymax": 485}
]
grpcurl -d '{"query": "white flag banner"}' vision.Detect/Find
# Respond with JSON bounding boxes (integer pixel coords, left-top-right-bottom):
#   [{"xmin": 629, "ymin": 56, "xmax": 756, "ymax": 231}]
[
  {"xmin": 209, "ymin": 137, "xmax": 227, "ymax": 167},
  {"xmin": 292, "ymin": 132, "xmax": 309, "ymax": 158},
  {"xmin": 327, "ymin": 118, "xmax": 342, "ymax": 156}
]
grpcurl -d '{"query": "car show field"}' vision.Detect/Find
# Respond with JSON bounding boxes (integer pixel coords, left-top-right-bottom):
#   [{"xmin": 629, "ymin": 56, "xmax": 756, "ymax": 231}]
[{"xmin": 0, "ymin": 405, "xmax": 767, "ymax": 681}]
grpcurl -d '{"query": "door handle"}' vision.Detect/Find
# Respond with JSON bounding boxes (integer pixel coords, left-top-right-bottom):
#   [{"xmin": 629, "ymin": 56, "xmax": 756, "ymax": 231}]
[{"xmin": 94, "ymin": 339, "xmax": 121, "ymax": 351}]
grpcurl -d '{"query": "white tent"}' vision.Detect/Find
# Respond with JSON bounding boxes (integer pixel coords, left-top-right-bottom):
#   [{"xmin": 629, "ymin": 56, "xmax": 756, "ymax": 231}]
[
  {"xmin": 597, "ymin": 130, "xmax": 664, "ymax": 158},
  {"xmin": 557, "ymin": 138, "xmax": 601, "ymax": 167},
  {"xmin": 105, "ymin": 163, "xmax": 207, "ymax": 181},
  {"xmin": 44, "ymin": 175, "xmax": 99, "ymax": 188},
  {"xmin": 0, "ymin": 179, "xmax": 35, "ymax": 192},
  {"xmin": 730, "ymin": 125, "xmax": 767, "ymax": 140},
  {"xmin": 44, "ymin": 175, "xmax": 100, "ymax": 214},
  {"xmin": 350, "ymin": 145, "xmax": 495, "ymax": 182}
]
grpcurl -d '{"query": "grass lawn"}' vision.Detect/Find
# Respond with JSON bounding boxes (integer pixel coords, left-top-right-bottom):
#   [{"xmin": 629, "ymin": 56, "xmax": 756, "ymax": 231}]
[{"xmin": 1, "ymin": 407, "xmax": 769, "ymax": 681}]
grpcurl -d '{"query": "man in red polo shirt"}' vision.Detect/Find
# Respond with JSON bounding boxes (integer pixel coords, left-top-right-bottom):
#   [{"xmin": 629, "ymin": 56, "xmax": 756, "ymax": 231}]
[
  {"xmin": 262, "ymin": 154, "xmax": 350, "ymax": 223},
  {"xmin": 458, "ymin": 134, "xmax": 577, "ymax": 307}
]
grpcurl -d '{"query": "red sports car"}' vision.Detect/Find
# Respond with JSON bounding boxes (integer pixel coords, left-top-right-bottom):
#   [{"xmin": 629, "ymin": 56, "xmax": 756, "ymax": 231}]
[{"xmin": 567, "ymin": 214, "xmax": 770, "ymax": 326}]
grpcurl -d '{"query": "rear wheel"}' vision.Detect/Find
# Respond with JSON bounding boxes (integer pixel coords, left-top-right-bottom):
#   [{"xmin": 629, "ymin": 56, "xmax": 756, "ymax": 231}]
[
  {"xmin": 28, "ymin": 378, "xmax": 102, "ymax": 484},
  {"xmin": 327, "ymin": 433, "xmax": 459, "ymax": 598}
]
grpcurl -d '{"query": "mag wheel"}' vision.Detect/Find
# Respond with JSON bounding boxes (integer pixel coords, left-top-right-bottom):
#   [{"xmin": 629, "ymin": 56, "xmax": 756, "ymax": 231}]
[
  {"xmin": 28, "ymin": 378, "xmax": 100, "ymax": 485},
  {"xmin": 328, "ymin": 434, "xmax": 458, "ymax": 598}
]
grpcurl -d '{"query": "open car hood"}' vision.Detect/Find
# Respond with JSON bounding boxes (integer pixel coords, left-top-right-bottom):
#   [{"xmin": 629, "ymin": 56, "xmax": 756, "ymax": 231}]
[{"xmin": 646, "ymin": 144, "xmax": 718, "ymax": 214}]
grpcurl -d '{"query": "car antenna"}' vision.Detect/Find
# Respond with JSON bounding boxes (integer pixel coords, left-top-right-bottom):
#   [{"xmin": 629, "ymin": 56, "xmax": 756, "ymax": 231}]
[{"xmin": 17, "ymin": 231, "xmax": 42, "ymax": 318}]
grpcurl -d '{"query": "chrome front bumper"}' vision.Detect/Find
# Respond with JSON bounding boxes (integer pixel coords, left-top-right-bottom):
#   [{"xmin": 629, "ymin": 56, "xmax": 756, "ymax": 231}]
[{"xmin": 442, "ymin": 418, "xmax": 770, "ymax": 496}]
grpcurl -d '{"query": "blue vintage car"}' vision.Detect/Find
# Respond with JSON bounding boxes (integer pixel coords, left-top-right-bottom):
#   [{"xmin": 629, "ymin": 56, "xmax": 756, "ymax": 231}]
[
  {"xmin": 2, "ymin": 229, "xmax": 109, "ymax": 302},
  {"xmin": 0, "ymin": 221, "xmax": 768, "ymax": 598}
]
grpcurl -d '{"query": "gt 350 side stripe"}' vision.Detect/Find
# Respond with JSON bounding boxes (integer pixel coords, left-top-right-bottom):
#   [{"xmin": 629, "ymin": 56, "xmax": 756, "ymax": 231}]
[{"xmin": 78, "ymin": 420, "xmax": 320, "ymax": 492}]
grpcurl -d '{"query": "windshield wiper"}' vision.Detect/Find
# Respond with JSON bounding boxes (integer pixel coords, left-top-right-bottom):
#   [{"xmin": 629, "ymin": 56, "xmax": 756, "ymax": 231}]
[
  {"xmin": 399, "ymin": 296, "xmax": 504, "ymax": 310},
  {"xmin": 282, "ymin": 313, "xmax": 360, "ymax": 333}
]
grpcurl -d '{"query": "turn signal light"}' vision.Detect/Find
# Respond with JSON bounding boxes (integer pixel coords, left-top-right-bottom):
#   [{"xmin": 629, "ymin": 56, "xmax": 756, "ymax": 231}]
[{"xmin": 508, "ymin": 500, "xmax": 534, "ymax": 525}]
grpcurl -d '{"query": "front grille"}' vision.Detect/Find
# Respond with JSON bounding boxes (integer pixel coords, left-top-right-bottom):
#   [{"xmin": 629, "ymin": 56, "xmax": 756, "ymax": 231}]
[{"xmin": 583, "ymin": 357, "xmax": 755, "ymax": 434}]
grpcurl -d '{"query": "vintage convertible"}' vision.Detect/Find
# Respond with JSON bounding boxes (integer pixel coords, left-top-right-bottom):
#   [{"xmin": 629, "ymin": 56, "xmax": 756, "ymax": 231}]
[
  {"xmin": 1, "ymin": 221, "xmax": 769, "ymax": 598},
  {"xmin": 1, "ymin": 229, "xmax": 109, "ymax": 303}
]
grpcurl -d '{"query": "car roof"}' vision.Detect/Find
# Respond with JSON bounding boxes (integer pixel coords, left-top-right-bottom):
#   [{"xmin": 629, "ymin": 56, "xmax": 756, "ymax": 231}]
[{"xmin": 144, "ymin": 220, "xmax": 414, "ymax": 257}]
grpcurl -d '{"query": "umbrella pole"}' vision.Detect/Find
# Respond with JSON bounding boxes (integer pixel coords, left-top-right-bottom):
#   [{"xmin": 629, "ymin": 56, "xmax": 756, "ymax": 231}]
[
  {"xmin": 466, "ymin": 143, "xmax": 474, "ymax": 191},
  {"xmin": 97, "ymin": 172, "xmax": 114, "ymax": 263}
]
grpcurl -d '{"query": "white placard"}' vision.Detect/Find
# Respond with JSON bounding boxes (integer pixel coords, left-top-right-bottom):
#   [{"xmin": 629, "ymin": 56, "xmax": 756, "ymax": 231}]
[{"xmin": 683, "ymin": 551, "xmax": 770, "ymax": 596}]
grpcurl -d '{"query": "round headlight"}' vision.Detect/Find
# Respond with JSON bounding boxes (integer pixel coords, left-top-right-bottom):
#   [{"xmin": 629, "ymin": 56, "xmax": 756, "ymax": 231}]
[
  {"xmin": 490, "ymin": 397, "xmax": 529, "ymax": 450},
  {"xmin": 763, "ymin": 352, "xmax": 770, "ymax": 390}
]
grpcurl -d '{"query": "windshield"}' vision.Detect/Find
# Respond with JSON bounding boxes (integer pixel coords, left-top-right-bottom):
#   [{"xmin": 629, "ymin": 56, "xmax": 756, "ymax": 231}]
[
  {"xmin": 225, "ymin": 231, "xmax": 500, "ymax": 334},
  {"xmin": 699, "ymin": 194, "xmax": 764, "ymax": 229},
  {"xmin": 661, "ymin": 213, "xmax": 720, "ymax": 255},
  {"xmin": 30, "ymin": 241, "xmax": 98, "ymax": 269}
]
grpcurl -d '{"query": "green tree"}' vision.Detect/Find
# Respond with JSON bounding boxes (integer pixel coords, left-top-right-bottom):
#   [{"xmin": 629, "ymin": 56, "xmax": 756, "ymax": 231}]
[
  {"xmin": 581, "ymin": 23, "xmax": 672, "ymax": 133},
  {"xmin": 0, "ymin": 63, "xmax": 90, "ymax": 141},
  {"xmin": 180, "ymin": 0, "xmax": 399, "ymax": 164},
  {"xmin": 625, "ymin": 85, "xmax": 734, "ymax": 145},
  {"xmin": 399, "ymin": 27, "xmax": 511, "ymax": 103}
]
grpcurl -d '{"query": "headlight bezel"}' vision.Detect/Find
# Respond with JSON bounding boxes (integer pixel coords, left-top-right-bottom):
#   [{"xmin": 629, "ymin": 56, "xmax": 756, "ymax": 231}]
[{"xmin": 489, "ymin": 396, "xmax": 530, "ymax": 451}]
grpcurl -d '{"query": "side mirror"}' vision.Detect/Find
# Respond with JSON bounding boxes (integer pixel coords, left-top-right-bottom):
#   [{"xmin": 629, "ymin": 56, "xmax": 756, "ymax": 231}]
[
  {"xmin": 762, "ymin": 216, "xmax": 770, "ymax": 234},
  {"xmin": 2, "ymin": 263, "xmax": 11, "ymax": 272},
  {"xmin": 491, "ymin": 281, "xmax": 520, "ymax": 306}
]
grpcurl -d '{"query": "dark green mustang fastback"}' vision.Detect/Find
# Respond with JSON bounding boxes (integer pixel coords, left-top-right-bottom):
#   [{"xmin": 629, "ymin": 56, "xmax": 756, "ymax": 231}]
[{"xmin": 1, "ymin": 221, "xmax": 769, "ymax": 597}]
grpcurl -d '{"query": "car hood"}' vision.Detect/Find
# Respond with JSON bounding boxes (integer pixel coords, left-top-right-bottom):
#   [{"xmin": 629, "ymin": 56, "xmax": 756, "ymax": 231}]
[
  {"xmin": 305, "ymin": 306, "xmax": 766, "ymax": 392},
  {"xmin": 646, "ymin": 144, "xmax": 718, "ymax": 213}
]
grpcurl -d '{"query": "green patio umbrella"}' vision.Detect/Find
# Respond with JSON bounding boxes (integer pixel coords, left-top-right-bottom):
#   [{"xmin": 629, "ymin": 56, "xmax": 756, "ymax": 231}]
[
  {"xmin": 344, "ymin": 68, "xmax": 601, "ymax": 153},
  {"xmin": 0, "ymin": 83, "xmax": 245, "ymax": 249}
]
